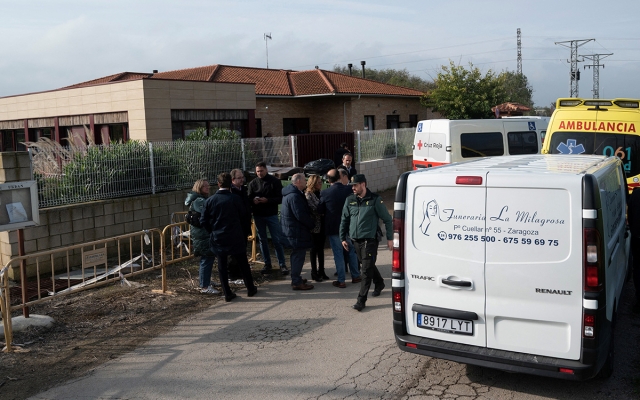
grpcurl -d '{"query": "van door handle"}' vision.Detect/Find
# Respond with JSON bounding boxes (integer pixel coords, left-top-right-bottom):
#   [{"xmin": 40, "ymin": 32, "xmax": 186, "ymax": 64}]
[{"xmin": 442, "ymin": 279, "xmax": 472, "ymax": 287}]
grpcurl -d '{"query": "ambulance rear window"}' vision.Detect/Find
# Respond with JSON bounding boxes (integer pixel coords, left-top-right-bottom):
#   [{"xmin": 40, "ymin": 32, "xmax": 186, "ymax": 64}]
[
  {"xmin": 460, "ymin": 132, "xmax": 504, "ymax": 158},
  {"xmin": 548, "ymin": 131, "xmax": 640, "ymax": 176}
]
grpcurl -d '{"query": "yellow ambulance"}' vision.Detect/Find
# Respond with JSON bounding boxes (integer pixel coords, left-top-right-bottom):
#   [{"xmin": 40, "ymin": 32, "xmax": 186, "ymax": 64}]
[{"xmin": 541, "ymin": 98, "xmax": 640, "ymax": 191}]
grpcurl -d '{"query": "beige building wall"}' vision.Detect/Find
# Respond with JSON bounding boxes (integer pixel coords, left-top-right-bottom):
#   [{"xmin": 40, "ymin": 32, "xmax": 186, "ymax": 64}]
[
  {"xmin": 0, "ymin": 80, "xmax": 257, "ymax": 142},
  {"xmin": 142, "ymin": 80, "xmax": 256, "ymax": 141}
]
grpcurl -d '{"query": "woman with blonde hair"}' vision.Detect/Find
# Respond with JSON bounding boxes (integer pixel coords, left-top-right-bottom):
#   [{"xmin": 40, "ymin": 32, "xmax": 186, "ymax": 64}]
[
  {"xmin": 305, "ymin": 175, "xmax": 327, "ymax": 281},
  {"xmin": 185, "ymin": 179, "xmax": 219, "ymax": 294}
]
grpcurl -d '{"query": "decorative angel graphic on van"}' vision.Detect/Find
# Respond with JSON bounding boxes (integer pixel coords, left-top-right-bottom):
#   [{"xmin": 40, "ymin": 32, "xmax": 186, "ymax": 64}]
[{"xmin": 419, "ymin": 200, "xmax": 454, "ymax": 235}]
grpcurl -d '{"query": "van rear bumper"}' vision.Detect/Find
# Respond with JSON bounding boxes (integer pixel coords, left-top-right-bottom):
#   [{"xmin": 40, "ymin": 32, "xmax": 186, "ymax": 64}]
[{"xmin": 395, "ymin": 330, "xmax": 603, "ymax": 381}]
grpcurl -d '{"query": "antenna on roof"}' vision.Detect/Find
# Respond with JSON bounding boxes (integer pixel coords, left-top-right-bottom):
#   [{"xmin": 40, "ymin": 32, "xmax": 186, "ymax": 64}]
[{"xmin": 264, "ymin": 33, "xmax": 272, "ymax": 69}]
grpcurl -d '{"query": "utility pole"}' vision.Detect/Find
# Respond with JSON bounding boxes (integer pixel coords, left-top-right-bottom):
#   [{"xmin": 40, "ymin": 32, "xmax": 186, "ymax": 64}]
[
  {"xmin": 582, "ymin": 53, "xmax": 613, "ymax": 99},
  {"xmin": 264, "ymin": 33, "xmax": 272, "ymax": 69},
  {"xmin": 555, "ymin": 39, "xmax": 594, "ymax": 97},
  {"xmin": 517, "ymin": 28, "xmax": 522, "ymax": 75}
]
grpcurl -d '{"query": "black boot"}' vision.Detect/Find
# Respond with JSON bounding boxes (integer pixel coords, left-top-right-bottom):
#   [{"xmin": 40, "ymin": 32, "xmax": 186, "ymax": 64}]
[{"xmin": 311, "ymin": 264, "xmax": 321, "ymax": 282}]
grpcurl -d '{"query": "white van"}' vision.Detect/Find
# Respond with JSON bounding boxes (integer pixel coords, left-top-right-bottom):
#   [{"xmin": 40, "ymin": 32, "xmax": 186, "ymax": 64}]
[
  {"xmin": 412, "ymin": 117, "xmax": 549, "ymax": 170},
  {"xmin": 392, "ymin": 154, "xmax": 629, "ymax": 380}
]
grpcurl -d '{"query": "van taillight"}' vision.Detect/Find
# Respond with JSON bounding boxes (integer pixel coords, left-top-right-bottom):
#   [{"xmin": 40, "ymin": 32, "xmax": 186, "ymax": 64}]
[
  {"xmin": 583, "ymin": 312, "xmax": 595, "ymax": 338},
  {"xmin": 456, "ymin": 176, "xmax": 483, "ymax": 185},
  {"xmin": 583, "ymin": 228, "xmax": 602, "ymax": 291},
  {"xmin": 393, "ymin": 290, "xmax": 403, "ymax": 313},
  {"xmin": 392, "ymin": 217, "xmax": 404, "ymax": 274}
]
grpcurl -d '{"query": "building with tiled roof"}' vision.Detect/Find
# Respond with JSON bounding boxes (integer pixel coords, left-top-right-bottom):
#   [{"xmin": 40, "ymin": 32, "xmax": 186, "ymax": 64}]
[{"xmin": 0, "ymin": 64, "xmax": 435, "ymax": 149}]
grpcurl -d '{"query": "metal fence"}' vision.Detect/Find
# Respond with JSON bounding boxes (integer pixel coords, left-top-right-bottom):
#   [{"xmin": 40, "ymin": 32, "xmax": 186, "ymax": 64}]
[
  {"xmin": 32, "ymin": 137, "xmax": 295, "ymax": 208},
  {"xmin": 30, "ymin": 129, "xmax": 416, "ymax": 209},
  {"xmin": 355, "ymin": 128, "xmax": 414, "ymax": 162}
]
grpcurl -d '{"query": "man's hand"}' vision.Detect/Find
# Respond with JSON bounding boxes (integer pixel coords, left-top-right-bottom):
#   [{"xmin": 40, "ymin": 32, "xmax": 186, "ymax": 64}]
[
  {"xmin": 342, "ymin": 240, "xmax": 349, "ymax": 251},
  {"xmin": 387, "ymin": 239, "xmax": 393, "ymax": 251}
]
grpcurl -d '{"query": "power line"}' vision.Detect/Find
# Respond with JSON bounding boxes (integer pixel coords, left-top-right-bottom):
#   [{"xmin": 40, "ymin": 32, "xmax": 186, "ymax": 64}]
[
  {"xmin": 555, "ymin": 39, "xmax": 594, "ymax": 97},
  {"xmin": 582, "ymin": 53, "xmax": 613, "ymax": 98}
]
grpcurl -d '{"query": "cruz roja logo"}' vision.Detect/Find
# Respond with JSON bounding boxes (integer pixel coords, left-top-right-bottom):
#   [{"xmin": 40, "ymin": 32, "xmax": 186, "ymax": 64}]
[{"xmin": 556, "ymin": 139, "xmax": 586, "ymax": 155}]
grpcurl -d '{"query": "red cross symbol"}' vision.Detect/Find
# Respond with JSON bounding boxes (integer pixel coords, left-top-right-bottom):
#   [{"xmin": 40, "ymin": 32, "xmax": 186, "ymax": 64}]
[{"xmin": 417, "ymin": 140, "xmax": 423, "ymax": 150}]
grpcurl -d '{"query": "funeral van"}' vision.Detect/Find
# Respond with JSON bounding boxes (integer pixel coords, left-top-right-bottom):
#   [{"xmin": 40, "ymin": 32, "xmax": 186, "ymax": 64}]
[
  {"xmin": 412, "ymin": 117, "xmax": 549, "ymax": 170},
  {"xmin": 392, "ymin": 154, "xmax": 629, "ymax": 380}
]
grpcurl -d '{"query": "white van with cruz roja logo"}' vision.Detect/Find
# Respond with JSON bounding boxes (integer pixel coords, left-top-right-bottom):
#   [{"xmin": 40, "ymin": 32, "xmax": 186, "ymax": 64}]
[
  {"xmin": 412, "ymin": 117, "xmax": 549, "ymax": 170},
  {"xmin": 392, "ymin": 154, "xmax": 629, "ymax": 380}
]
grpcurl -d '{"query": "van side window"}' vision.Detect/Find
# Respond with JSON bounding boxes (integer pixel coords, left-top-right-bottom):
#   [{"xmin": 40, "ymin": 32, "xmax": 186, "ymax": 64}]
[
  {"xmin": 508, "ymin": 131, "xmax": 539, "ymax": 155},
  {"xmin": 460, "ymin": 132, "xmax": 504, "ymax": 158}
]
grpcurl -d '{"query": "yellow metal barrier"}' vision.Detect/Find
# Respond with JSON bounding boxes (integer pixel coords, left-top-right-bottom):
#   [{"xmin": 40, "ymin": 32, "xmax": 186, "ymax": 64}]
[
  {"xmin": 1, "ymin": 217, "xmax": 268, "ymax": 351},
  {"xmin": 1, "ymin": 229, "xmax": 163, "ymax": 352}
]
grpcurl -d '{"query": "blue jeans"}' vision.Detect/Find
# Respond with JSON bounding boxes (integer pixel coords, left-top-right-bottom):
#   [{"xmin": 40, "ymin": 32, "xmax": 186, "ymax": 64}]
[
  {"xmin": 329, "ymin": 235, "xmax": 360, "ymax": 283},
  {"xmin": 199, "ymin": 255, "xmax": 216, "ymax": 288},
  {"xmin": 254, "ymin": 215, "xmax": 287, "ymax": 267},
  {"xmin": 290, "ymin": 247, "xmax": 308, "ymax": 286}
]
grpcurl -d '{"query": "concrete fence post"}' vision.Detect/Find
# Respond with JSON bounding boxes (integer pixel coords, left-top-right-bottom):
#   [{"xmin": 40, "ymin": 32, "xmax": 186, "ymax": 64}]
[
  {"xmin": 241, "ymin": 139, "xmax": 246, "ymax": 171},
  {"xmin": 394, "ymin": 128, "xmax": 398, "ymax": 158},
  {"xmin": 148, "ymin": 143, "xmax": 156, "ymax": 195},
  {"xmin": 357, "ymin": 131, "xmax": 362, "ymax": 163}
]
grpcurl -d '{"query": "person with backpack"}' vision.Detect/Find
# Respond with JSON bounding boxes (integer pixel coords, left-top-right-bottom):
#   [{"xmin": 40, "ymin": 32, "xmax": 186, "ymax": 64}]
[{"xmin": 184, "ymin": 179, "xmax": 219, "ymax": 294}]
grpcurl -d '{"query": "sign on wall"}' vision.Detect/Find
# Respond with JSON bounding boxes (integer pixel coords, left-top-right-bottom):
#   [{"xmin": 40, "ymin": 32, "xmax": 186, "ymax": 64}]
[{"xmin": 0, "ymin": 181, "xmax": 40, "ymax": 231}]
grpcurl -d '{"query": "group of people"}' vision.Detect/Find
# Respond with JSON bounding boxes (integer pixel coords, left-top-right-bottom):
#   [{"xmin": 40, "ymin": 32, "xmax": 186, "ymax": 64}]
[{"xmin": 184, "ymin": 151, "xmax": 394, "ymax": 311}]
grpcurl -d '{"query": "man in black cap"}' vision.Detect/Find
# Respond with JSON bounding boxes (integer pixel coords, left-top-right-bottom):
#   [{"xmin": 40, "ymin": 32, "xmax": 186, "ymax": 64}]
[{"xmin": 340, "ymin": 174, "xmax": 393, "ymax": 311}]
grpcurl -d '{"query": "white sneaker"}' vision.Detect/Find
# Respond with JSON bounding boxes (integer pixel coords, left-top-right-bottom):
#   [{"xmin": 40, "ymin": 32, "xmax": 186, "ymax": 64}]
[
  {"xmin": 230, "ymin": 279, "xmax": 245, "ymax": 286},
  {"xmin": 201, "ymin": 286, "xmax": 220, "ymax": 294}
]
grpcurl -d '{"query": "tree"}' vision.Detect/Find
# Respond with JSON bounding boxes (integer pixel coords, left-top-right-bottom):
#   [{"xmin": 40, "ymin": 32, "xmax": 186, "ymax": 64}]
[
  {"xmin": 332, "ymin": 65, "xmax": 435, "ymax": 92},
  {"xmin": 422, "ymin": 61, "xmax": 507, "ymax": 119},
  {"xmin": 499, "ymin": 70, "xmax": 534, "ymax": 108}
]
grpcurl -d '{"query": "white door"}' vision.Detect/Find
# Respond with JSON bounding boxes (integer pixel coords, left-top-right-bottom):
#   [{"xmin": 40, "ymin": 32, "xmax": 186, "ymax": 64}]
[
  {"xmin": 404, "ymin": 172, "xmax": 487, "ymax": 347},
  {"xmin": 484, "ymin": 172, "xmax": 583, "ymax": 359}
]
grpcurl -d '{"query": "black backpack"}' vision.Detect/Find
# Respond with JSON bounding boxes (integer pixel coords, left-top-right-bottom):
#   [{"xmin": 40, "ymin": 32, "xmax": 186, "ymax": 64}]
[{"xmin": 185, "ymin": 210, "xmax": 202, "ymax": 228}]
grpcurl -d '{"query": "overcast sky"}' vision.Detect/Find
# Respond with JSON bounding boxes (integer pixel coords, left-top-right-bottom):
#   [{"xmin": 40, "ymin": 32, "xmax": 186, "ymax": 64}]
[{"xmin": 1, "ymin": 0, "xmax": 639, "ymax": 107}]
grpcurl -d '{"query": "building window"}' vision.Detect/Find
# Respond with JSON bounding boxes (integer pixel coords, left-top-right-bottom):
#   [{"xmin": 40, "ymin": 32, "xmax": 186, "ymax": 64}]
[
  {"xmin": 283, "ymin": 118, "xmax": 310, "ymax": 136},
  {"xmin": 0, "ymin": 129, "xmax": 24, "ymax": 151},
  {"xmin": 409, "ymin": 115, "xmax": 418, "ymax": 128},
  {"xmin": 386, "ymin": 115, "xmax": 400, "ymax": 129},
  {"xmin": 364, "ymin": 116, "xmax": 375, "ymax": 130}
]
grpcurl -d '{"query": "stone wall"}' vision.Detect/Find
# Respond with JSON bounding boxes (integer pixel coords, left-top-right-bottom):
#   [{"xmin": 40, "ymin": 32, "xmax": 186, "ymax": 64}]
[{"xmin": 356, "ymin": 155, "xmax": 412, "ymax": 193}]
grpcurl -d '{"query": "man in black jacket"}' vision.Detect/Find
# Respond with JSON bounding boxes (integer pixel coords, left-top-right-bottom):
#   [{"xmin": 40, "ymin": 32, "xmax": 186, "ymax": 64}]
[
  {"xmin": 247, "ymin": 162, "xmax": 289, "ymax": 276},
  {"xmin": 317, "ymin": 169, "xmax": 361, "ymax": 288},
  {"xmin": 281, "ymin": 173, "xmax": 315, "ymax": 290},
  {"xmin": 337, "ymin": 153, "xmax": 357, "ymax": 179},
  {"xmin": 200, "ymin": 173, "xmax": 257, "ymax": 302}
]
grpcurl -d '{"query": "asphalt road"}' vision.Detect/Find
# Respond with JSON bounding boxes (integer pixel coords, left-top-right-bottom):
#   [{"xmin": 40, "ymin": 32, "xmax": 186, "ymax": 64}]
[{"xmin": 32, "ymin": 246, "xmax": 640, "ymax": 399}]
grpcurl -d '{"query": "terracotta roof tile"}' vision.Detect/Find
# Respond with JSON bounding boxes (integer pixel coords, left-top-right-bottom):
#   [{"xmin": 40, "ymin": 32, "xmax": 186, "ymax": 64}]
[
  {"xmin": 61, "ymin": 72, "xmax": 151, "ymax": 90},
  {"xmin": 61, "ymin": 65, "xmax": 425, "ymax": 97}
]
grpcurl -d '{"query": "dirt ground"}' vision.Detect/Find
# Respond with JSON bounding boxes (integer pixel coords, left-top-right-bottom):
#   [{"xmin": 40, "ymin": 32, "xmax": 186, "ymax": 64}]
[
  {"xmin": 0, "ymin": 188, "xmax": 397, "ymax": 400},
  {"xmin": 0, "ymin": 259, "xmax": 281, "ymax": 400}
]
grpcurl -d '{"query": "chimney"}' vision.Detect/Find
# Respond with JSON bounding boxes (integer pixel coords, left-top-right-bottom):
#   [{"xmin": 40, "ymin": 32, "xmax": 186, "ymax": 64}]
[
  {"xmin": 152, "ymin": 70, "xmax": 158, "ymax": 74},
  {"xmin": 348, "ymin": 63, "xmax": 353, "ymax": 76},
  {"xmin": 360, "ymin": 61, "xmax": 366, "ymax": 78}
]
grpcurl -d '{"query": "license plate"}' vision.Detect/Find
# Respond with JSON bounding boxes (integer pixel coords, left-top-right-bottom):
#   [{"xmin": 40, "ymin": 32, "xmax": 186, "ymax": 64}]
[{"xmin": 417, "ymin": 313, "xmax": 473, "ymax": 335}]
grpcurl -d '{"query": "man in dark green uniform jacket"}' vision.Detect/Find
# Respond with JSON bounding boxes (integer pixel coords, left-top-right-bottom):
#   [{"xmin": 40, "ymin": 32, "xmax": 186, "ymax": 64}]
[{"xmin": 340, "ymin": 174, "xmax": 393, "ymax": 311}]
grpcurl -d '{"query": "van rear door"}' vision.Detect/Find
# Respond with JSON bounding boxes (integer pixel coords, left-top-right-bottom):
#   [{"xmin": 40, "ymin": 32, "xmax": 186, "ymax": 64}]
[
  {"xmin": 404, "ymin": 170, "xmax": 487, "ymax": 347},
  {"xmin": 484, "ymin": 171, "xmax": 583, "ymax": 359}
]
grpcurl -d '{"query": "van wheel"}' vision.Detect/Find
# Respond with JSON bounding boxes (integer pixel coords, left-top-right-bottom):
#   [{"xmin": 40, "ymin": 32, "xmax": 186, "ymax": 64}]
[{"xmin": 597, "ymin": 317, "xmax": 616, "ymax": 379}]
